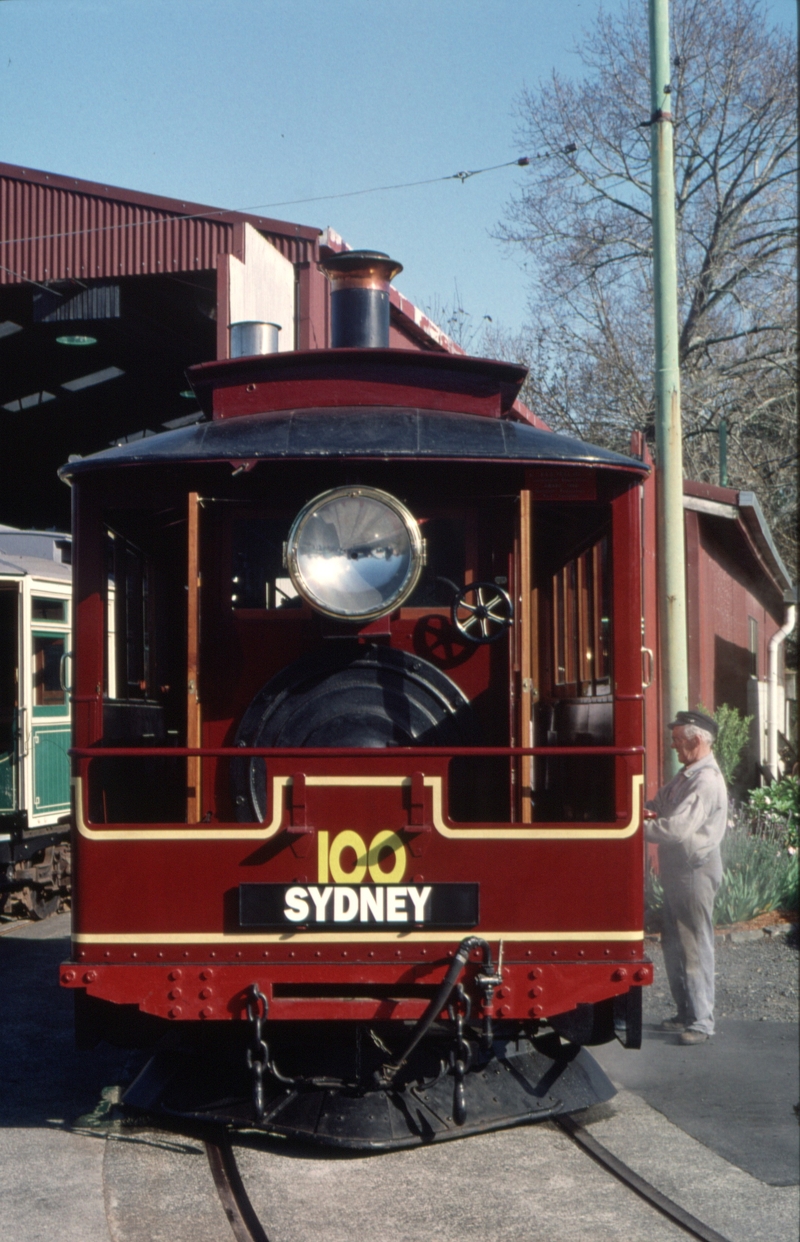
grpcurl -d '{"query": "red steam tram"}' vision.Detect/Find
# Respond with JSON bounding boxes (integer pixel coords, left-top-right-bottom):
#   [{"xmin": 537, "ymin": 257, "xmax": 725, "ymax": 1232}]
[{"xmin": 60, "ymin": 252, "xmax": 652, "ymax": 1148}]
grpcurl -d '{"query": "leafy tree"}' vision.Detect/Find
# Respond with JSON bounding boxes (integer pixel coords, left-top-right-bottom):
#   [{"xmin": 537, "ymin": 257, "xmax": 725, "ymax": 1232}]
[{"xmin": 494, "ymin": 0, "xmax": 797, "ymax": 564}]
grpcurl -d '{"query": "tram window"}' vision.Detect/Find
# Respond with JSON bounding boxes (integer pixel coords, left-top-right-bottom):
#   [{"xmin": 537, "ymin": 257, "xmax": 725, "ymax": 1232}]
[
  {"xmin": 404, "ymin": 518, "xmax": 466, "ymax": 608},
  {"xmin": 554, "ymin": 561, "xmax": 577, "ymax": 685},
  {"xmin": 124, "ymin": 548, "xmax": 147, "ymax": 691},
  {"xmin": 32, "ymin": 597, "xmax": 66, "ymax": 624},
  {"xmin": 231, "ymin": 515, "xmax": 465, "ymax": 612},
  {"xmin": 594, "ymin": 539, "xmax": 610, "ymax": 681},
  {"xmin": 107, "ymin": 534, "xmax": 153, "ymax": 699},
  {"xmin": 0, "ymin": 595, "xmax": 18, "ymax": 761},
  {"xmin": 33, "ymin": 635, "xmax": 66, "ymax": 706},
  {"xmin": 232, "ymin": 519, "xmax": 302, "ymax": 610},
  {"xmin": 553, "ymin": 536, "xmax": 609, "ymax": 692}
]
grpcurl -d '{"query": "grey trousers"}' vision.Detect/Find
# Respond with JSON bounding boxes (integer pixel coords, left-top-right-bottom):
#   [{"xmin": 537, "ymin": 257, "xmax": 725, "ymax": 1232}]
[{"xmin": 659, "ymin": 847, "xmax": 722, "ymax": 1035}]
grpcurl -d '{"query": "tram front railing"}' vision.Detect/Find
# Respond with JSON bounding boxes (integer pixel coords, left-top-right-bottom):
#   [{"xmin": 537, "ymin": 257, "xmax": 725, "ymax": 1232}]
[{"xmin": 70, "ymin": 743, "xmax": 644, "ymax": 828}]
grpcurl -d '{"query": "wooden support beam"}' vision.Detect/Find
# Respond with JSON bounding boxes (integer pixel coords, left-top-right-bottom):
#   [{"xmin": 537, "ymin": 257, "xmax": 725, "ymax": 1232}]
[
  {"xmin": 186, "ymin": 493, "xmax": 202, "ymax": 823},
  {"xmin": 518, "ymin": 489, "xmax": 533, "ymax": 822}
]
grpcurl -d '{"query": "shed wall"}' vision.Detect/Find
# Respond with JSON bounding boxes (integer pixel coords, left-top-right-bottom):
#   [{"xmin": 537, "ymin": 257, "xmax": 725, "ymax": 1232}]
[{"xmin": 690, "ymin": 516, "xmax": 783, "ymax": 717}]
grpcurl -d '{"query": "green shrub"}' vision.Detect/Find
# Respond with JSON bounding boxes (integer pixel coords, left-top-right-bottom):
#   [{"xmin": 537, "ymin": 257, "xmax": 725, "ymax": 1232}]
[
  {"xmin": 779, "ymin": 853, "xmax": 799, "ymax": 911},
  {"xmin": 699, "ymin": 702, "xmax": 752, "ymax": 788},
  {"xmin": 747, "ymin": 777, "xmax": 799, "ymax": 850},
  {"xmin": 715, "ymin": 809, "xmax": 797, "ymax": 924}
]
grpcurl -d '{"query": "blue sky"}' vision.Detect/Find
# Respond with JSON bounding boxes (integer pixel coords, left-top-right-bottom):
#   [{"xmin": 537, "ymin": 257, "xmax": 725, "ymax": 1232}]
[{"xmin": 1, "ymin": 0, "xmax": 796, "ymax": 337}]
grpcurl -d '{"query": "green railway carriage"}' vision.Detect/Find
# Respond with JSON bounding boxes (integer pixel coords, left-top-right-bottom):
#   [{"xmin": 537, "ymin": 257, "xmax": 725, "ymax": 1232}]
[{"xmin": 0, "ymin": 526, "xmax": 72, "ymax": 917}]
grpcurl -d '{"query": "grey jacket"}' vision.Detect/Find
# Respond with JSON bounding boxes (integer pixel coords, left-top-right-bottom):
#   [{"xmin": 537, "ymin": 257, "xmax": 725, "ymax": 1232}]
[{"xmin": 645, "ymin": 753, "xmax": 728, "ymax": 868}]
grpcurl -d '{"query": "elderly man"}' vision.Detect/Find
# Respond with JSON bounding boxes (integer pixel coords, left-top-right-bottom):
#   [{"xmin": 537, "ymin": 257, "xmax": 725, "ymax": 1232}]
[{"xmin": 646, "ymin": 710, "xmax": 728, "ymax": 1045}]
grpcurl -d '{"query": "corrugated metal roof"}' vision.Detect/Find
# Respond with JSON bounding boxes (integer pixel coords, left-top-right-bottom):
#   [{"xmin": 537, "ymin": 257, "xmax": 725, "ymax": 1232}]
[{"xmin": 0, "ymin": 163, "xmax": 320, "ymax": 285}]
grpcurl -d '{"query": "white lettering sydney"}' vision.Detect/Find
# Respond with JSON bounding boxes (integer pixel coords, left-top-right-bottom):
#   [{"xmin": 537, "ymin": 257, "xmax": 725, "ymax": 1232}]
[
  {"xmin": 283, "ymin": 886, "xmax": 310, "ymax": 922},
  {"xmin": 282, "ymin": 884, "xmax": 433, "ymax": 924}
]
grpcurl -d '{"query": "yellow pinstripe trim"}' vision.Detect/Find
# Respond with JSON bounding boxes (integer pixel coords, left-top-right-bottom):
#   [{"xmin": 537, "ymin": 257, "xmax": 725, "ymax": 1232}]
[
  {"xmin": 72, "ymin": 929, "xmax": 644, "ymax": 945},
  {"xmin": 74, "ymin": 773, "xmax": 643, "ymax": 842},
  {"xmin": 428, "ymin": 774, "xmax": 643, "ymax": 839},
  {"xmin": 75, "ymin": 775, "xmax": 293, "ymax": 841}
]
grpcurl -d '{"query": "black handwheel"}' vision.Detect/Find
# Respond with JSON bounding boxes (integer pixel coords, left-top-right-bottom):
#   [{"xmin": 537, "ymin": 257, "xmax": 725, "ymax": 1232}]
[{"xmin": 451, "ymin": 582, "xmax": 514, "ymax": 644}]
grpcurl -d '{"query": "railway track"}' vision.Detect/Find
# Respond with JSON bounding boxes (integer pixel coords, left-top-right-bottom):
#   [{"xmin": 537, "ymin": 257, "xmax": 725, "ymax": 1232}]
[
  {"xmin": 554, "ymin": 1116, "xmax": 734, "ymax": 1242},
  {"xmin": 202, "ymin": 1119, "xmax": 736, "ymax": 1242},
  {"xmin": 205, "ymin": 1129, "xmax": 270, "ymax": 1242}
]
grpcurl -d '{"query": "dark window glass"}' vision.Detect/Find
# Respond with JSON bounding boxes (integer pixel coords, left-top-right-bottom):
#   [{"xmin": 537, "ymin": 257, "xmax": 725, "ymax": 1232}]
[
  {"xmin": 404, "ymin": 518, "xmax": 466, "ymax": 608},
  {"xmin": 123, "ymin": 545, "xmax": 148, "ymax": 691},
  {"xmin": 231, "ymin": 515, "xmax": 465, "ymax": 612},
  {"xmin": 597, "ymin": 538, "xmax": 610, "ymax": 682},
  {"xmin": 32, "ymin": 597, "xmax": 66, "ymax": 623},
  {"xmin": 552, "ymin": 535, "xmax": 610, "ymax": 693},
  {"xmin": 232, "ymin": 519, "xmax": 302, "ymax": 610},
  {"xmin": 108, "ymin": 534, "xmax": 152, "ymax": 698},
  {"xmin": 33, "ymin": 635, "xmax": 65, "ymax": 706}
]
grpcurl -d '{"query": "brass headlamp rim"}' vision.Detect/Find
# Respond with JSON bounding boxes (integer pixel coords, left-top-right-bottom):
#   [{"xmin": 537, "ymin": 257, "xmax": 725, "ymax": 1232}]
[{"xmin": 285, "ymin": 485, "xmax": 423, "ymax": 622}]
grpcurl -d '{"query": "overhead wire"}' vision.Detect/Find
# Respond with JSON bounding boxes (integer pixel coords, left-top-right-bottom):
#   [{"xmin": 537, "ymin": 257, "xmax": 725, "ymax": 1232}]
[
  {"xmin": 0, "ymin": 147, "xmax": 578, "ymax": 252},
  {"xmin": 0, "ymin": 261, "xmax": 65, "ymax": 293}
]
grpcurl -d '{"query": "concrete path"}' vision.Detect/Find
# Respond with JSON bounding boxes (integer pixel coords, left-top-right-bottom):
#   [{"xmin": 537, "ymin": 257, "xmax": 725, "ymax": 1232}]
[
  {"xmin": 2, "ymin": 913, "xmax": 797, "ymax": 1242},
  {"xmin": 0, "ymin": 914, "xmax": 126, "ymax": 1242},
  {"xmin": 227, "ymin": 1098, "xmax": 798, "ymax": 1242}
]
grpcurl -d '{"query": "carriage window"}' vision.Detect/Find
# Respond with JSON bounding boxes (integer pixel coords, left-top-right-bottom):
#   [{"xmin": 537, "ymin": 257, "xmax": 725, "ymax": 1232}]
[
  {"xmin": 107, "ymin": 533, "xmax": 154, "ymax": 698},
  {"xmin": 404, "ymin": 518, "xmax": 466, "ymax": 608},
  {"xmin": 232, "ymin": 515, "xmax": 464, "ymax": 612},
  {"xmin": 554, "ymin": 560, "xmax": 577, "ymax": 684},
  {"xmin": 32, "ymin": 597, "xmax": 67, "ymax": 624},
  {"xmin": 553, "ymin": 536, "xmax": 609, "ymax": 692},
  {"xmin": 232, "ymin": 519, "xmax": 302, "ymax": 610},
  {"xmin": 33, "ymin": 635, "xmax": 66, "ymax": 706}
]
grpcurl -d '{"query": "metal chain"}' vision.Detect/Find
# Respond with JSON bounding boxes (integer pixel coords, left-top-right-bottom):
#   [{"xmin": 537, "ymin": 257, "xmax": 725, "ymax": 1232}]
[
  {"xmin": 245, "ymin": 984, "xmax": 269, "ymax": 1121},
  {"xmin": 447, "ymin": 981, "xmax": 472, "ymax": 1125},
  {"xmin": 368, "ymin": 1027, "xmax": 393, "ymax": 1055}
]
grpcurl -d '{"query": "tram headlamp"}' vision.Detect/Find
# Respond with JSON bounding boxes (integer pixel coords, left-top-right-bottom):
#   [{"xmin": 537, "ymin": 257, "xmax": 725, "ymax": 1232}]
[{"xmin": 285, "ymin": 487, "xmax": 424, "ymax": 621}]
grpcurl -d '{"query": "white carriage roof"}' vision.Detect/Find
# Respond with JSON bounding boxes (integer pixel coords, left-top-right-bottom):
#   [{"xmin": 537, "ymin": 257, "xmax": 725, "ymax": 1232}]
[{"xmin": 0, "ymin": 525, "xmax": 71, "ymax": 581}]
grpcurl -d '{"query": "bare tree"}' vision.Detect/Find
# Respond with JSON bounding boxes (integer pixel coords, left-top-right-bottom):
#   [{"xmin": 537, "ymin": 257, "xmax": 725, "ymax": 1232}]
[
  {"xmin": 422, "ymin": 282, "xmax": 494, "ymax": 355},
  {"xmin": 495, "ymin": 0, "xmax": 797, "ymax": 565}
]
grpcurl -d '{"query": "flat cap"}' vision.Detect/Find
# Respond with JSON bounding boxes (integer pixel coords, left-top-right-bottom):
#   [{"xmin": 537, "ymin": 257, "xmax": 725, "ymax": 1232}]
[{"xmin": 669, "ymin": 709, "xmax": 718, "ymax": 739}]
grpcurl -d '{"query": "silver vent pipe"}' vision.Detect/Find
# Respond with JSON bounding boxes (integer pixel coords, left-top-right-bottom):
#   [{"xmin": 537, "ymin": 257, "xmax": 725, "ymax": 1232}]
[{"xmin": 229, "ymin": 321, "xmax": 281, "ymax": 358}]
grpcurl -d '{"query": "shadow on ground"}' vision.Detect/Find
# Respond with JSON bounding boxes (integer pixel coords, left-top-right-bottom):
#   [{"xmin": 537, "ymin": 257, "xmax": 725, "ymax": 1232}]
[
  {"xmin": 0, "ymin": 915, "xmax": 130, "ymax": 1128},
  {"xmin": 594, "ymin": 1019, "xmax": 799, "ymax": 1186}
]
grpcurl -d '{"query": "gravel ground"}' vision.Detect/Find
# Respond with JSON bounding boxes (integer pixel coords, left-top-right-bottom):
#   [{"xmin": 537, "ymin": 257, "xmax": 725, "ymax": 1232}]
[{"xmin": 643, "ymin": 926, "xmax": 799, "ymax": 1024}]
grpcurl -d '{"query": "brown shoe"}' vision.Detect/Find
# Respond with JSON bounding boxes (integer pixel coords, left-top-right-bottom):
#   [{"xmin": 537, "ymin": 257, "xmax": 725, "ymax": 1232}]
[
  {"xmin": 679, "ymin": 1029, "xmax": 709, "ymax": 1045},
  {"xmin": 660, "ymin": 1017, "xmax": 686, "ymax": 1032}
]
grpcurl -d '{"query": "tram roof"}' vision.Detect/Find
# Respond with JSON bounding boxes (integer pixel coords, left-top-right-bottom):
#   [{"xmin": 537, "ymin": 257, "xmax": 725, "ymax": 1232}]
[
  {"xmin": 60, "ymin": 407, "xmax": 648, "ymax": 478},
  {"xmin": 0, "ymin": 525, "xmax": 72, "ymax": 581}
]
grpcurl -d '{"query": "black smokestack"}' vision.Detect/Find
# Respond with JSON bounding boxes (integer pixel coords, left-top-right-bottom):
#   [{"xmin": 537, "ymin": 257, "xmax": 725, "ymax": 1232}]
[{"xmin": 318, "ymin": 250, "xmax": 403, "ymax": 348}]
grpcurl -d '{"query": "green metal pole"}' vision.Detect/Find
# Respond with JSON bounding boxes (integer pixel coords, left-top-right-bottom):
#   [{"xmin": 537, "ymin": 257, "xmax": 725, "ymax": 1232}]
[{"xmin": 649, "ymin": 0, "xmax": 689, "ymax": 773}]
